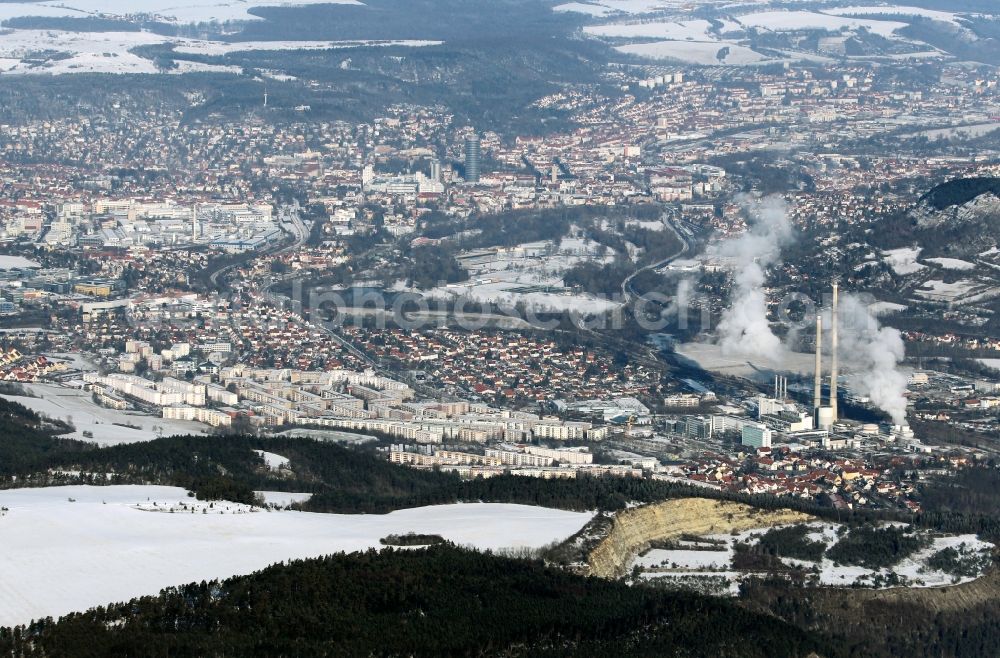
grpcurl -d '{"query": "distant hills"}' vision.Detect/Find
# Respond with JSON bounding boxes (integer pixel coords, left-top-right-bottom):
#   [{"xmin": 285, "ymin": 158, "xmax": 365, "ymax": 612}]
[
  {"xmin": 910, "ymin": 177, "xmax": 1000, "ymax": 257},
  {"xmin": 873, "ymin": 177, "xmax": 1000, "ymax": 259}
]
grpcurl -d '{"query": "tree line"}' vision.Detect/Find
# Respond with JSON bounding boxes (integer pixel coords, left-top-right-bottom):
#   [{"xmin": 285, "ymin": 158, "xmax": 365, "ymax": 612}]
[{"xmin": 0, "ymin": 545, "xmax": 832, "ymax": 657}]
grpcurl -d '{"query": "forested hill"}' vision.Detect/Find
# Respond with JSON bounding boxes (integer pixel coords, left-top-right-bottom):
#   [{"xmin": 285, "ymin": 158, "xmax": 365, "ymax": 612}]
[
  {"xmin": 0, "ymin": 397, "xmax": 824, "ymax": 515},
  {"xmin": 866, "ymin": 176, "xmax": 1000, "ymax": 256},
  {"xmin": 918, "ymin": 176, "xmax": 1000, "ymax": 211},
  {"xmin": 0, "ymin": 422, "xmax": 812, "ymax": 514},
  {"xmin": 0, "ymin": 409, "xmax": 875, "ymax": 520},
  {"xmin": 0, "ymin": 545, "xmax": 833, "ymax": 658},
  {"xmin": 0, "ymin": 397, "xmax": 94, "ymax": 470}
]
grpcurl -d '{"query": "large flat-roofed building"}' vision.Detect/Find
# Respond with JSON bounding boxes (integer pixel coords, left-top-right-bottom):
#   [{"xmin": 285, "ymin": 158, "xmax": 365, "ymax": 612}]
[{"xmin": 741, "ymin": 423, "xmax": 773, "ymax": 449}]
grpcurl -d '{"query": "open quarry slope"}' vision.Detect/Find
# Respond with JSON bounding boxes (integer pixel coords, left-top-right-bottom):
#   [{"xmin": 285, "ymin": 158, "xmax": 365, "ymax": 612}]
[{"xmin": 586, "ymin": 498, "xmax": 811, "ymax": 579}]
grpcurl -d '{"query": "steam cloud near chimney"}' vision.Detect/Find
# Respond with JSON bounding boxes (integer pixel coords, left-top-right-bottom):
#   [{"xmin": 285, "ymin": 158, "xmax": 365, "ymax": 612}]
[
  {"xmin": 714, "ymin": 194, "xmax": 793, "ymax": 362},
  {"xmin": 827, "ymin": 294, "xmax": 908, "ymax": 425},
  {"xmin": 710, "ymin": 195, "xmax": 908, "ymax": 424}
]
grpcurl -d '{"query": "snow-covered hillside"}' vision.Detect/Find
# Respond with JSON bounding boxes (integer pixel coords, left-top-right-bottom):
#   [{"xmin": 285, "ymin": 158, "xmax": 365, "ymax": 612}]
[
  {"xmin": 0, "ymin": 485, "xmax": 594, "ymax": 628},
  {"xmin": 571, "ymin": 3, "xmax": 977, "ymax": 67},
  {"xmin": 1, "ymin": 384, "xmax": 206, "ymax": 445}
]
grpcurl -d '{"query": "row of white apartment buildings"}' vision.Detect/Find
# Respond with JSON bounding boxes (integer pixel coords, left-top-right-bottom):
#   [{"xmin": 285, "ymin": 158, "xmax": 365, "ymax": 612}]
[
  {"xmin": 316, "ymin": 412, "xmax": 608, "ymax": 444},
  {"xmin": 390, "ymin": 444, "xmax": 593, "ymax": 467},
  {"xmin": 162, "ymin": 405, "xmax": 234, "ymax": 428},
  {"xmin": 83, "ymin": 372, "xmax": 239, "ymax": 427},
  {"xmin": 84, "ymin": 373, "xmax": 209, "ymax": 407},
  {"xmin": 217, "ymin": 365, "xmax": 414, "ymax": 426},
  {"xmin": 387, "ymin": 443, "xmax": 635, "ymax": 480},
  {"xmin": 214, "ymin": 366, "xmax": 611, "ymax": 442},
  {"xmin": 82, "ymin": 363, "xmax": 614, "ymax": 439},
  {"xmin": 120, "ymin": 339, "xmax": 209, "ymax": 374}
]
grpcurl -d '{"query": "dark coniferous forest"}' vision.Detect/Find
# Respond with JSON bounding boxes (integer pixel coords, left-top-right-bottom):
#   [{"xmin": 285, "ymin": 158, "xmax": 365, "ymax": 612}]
[{"xmin": 0, "ymin": 545, "xmax": 830, "ymax": 657}]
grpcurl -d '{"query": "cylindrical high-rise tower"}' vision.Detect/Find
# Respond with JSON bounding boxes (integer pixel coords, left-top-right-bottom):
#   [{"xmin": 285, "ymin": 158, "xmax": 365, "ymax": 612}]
[{"xmin": 464, "ymin": 134, "xmax": 481, "ymax": 184}]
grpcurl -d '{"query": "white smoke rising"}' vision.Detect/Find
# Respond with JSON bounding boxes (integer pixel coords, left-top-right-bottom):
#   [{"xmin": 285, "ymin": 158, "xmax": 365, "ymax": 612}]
[
  {"xmin": 707, "ymin": 195, "xmax": 908, "ymax": 422},
  {"xmin": 714, "ymin": 195, "xmax": 794, "ymax": 361},
  {"xmin": 666, "ymin": 277, "xmax": 694, "ymax": 326},
  {"xmin": 828, "ymin": 294, "xmax": 909, "ymax": 425}
]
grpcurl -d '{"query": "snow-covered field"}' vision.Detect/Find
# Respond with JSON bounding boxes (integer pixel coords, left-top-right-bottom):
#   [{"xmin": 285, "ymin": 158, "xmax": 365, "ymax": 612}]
[
  {"xmin": 635, "ymin": 547, "xmax": 732, "ymax": 569},
  {"xmin": 617, "ymin": 40, "xmax": 769, "ymax": 66},
  {"xmin": 172, "ymin": 39, "xmax": 441, "ymax": 56},
  {"xmin": 0, "ymin": 485, "xmax": 593, "ymax": 628},
  {"xmin": 915, "ymin": 278, "xmax": 980, "ymax": 302},
  {"xmin": 421, "ymin": 237, "xmax": 623, "ymax": 315},
  {"xmin": 675, "ymin": 340, "xmax": 818, "ymax": 378},
  {"xmin": 735, "ymin": 10, "xmax": 908, "ymax": 37},
  {"xmin": 0, "ymin": 28, "xmax": 441, "ymax": 76},
  {"xmin": 553, "ymin": 2, "xmax": 612, "ymax": 17},
  {"xmin": 594, "ymin": 10, "xmax": 915, "ymax": 66},
  {"xmin": 1, "ymin": 383, "xmax": 206, "ymax": 445},
  {"xmin": 784, "ymin": 523, "xmax": 993, "ymax": 587},
  {"xmin": 275, "ymin": 428, "xmax": 377, "ymax": 443},
  {"xmin": 0, "ymin": 255, "xmax": 40, "ymax": 269},
  {"xmin": 579, "ymin": 3, "xmax": 960, "ymax": 67},
  {"xmin": 585, "ymin": 13, "xmax": 767, "ymax": 66},
  {"xmin": 254, "ymin": 449, "xmax": 290, "ymax": 470},
  {"xmin": 255, "ymin": 490, "xmax": 313, "ymax": 506},
  {"xmin": 554, "ymin": 0, "xmax": 739, "ymax": 16},
  {"xmin": 0, "ymin": 30, "xmax": 175, "ymax": 75},
  {"xmin": 0, "ymin": 0, "xmax": 362, "ymax": 26},
  {"xmin": 882, "ymin": 246, "xmax": 925, "ymax": 275},
  {"xmin": 584, "ymin": 19, "xmax": 715, "ymax": 40},
  {"xmin": 0, "ymin": 0, "xmax": 438, "ymax": 76},
  {"xmin": 824, "ymin": 5, "xmax": 965, "ymax": 26},
  {"xmin": 45, "ymin": 352, "xmax": 100, "ymax": 371},
  {"xmin": 428, "ymin": 282, "xmax": 621, "ymax": 315},
  {"xmin": 908, "ymin": 122, "xmax": 1000, "ymax": 141},
  {"xmin": 925, "ymin": 257, "xmax": 977, "ymax": 270}
]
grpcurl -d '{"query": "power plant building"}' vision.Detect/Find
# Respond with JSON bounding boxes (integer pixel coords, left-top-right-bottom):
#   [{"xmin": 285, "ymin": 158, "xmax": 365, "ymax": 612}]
[{"xmin": 741, "ymin": 423, "xmax": 773, "ymax": 449}]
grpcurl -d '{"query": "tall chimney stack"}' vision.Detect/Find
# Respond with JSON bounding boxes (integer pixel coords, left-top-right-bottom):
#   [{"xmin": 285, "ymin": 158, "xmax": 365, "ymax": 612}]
[
  {"xmin": 830, "ymin": 282, "xmax": 839, "ymax": 421},
  {"xmin": 813, "ymin": 313, "xmax": 823, "ymax": 411}
]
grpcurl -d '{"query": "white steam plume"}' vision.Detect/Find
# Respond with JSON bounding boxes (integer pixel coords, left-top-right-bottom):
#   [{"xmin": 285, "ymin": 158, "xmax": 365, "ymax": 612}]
[
  {"xmin": 828, "ymin": 294, "xmax": 908, "ymax": 425},
  {"xmin": 666, "ymin": 277, "xmax": 694, "ymax": 325},
  {"xmin": 714, "ymin": 195, "xmax": 794, "ymax": 361}
]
